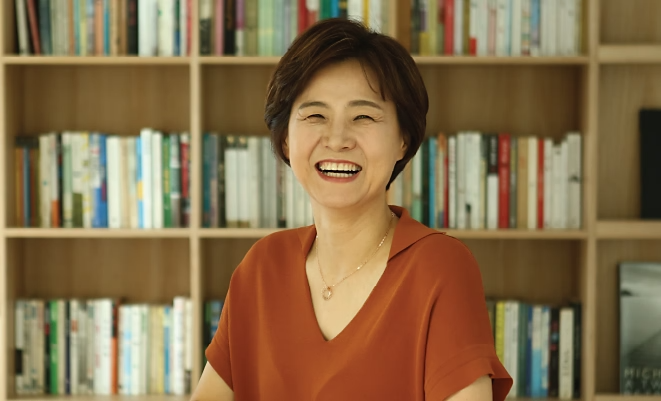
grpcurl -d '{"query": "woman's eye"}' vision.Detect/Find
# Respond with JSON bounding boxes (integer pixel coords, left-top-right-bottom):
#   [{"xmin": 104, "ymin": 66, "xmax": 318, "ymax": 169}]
[
  {"xmin": 355, "ymin": 115, "xmax": 374, "ymax": 121},
  {"xmin": 308, "ymin": 114, "xmax": 324, "ymax": 120}
]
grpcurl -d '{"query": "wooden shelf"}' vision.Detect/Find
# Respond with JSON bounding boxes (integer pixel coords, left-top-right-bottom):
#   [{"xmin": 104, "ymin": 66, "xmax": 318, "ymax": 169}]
[
  {"xmin": 413, "ymin": 55, "xmax": 590, "ymax": 65},
  {"xmin": 597, "ymin": 220, "xmax": 661, "ymax": 239},
  {"xmin": 197, "ymin": 55, "xmax": 590, "ymax": 66},
  {"xmin": 595, "ymin": 394, "xmax": 661, "ymax": 401},
  {"xmin": 599, "ymin": 45, "xmax": 661, "ymax": 64},
  {"xmin": 4, "ymin": 228, "xmax": 193, "ymax": 238},
  {"xmin": 199, "ymin": 228, "xmax": 588, "ymax": 240},
  {"xmin": 7, "ymin": 396, "xmax": 190, "ymax": 401},
  {"xmin": 2, "ymin": 56, "xmax": 192, "ymax": 65}
]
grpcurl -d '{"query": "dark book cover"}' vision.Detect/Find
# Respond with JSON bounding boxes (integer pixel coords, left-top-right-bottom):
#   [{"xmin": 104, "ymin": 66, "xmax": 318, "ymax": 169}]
[
  {"xmin": 639, "ymin": 109, "xmax": 661, "ymax": 219},
  {"xmin": 224, "ymin": 0, "xmax": 236, "ymax": 55},
  {"xmin": 65, "ymin": 301, "xmax": 70, "ymax": 395},
  {"xmin": 217, "ymin": 135, "xmax": 227, "ymax": 228},
  {"xmin": 127, "ymin": 0, "xmax": 138, "ymax": 55},
  {"xmin": 44, "ymin": 301, "xmax": 51, "ymax": 393},
  {"xmin": 572, "ymin": 301, "xmax": 582, "ymax": 399},
  {"xmin": 619, "ymin": 261, "xmax": 661, "ymax": 394}
]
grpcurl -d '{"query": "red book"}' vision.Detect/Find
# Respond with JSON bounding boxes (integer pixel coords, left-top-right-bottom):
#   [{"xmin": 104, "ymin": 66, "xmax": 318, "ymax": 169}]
[
  {"xmin": 444, "ymin": 0, "xmax": 454, "ymax": 55},
  {"xmin": 26, "ymin": 0, "xmax": 41, "ymax": 54},
  {"xmin": 537, "ymin": 138, "xmax": 545, "ymax": 228},
  {"xmin": 298, "ymin": 0, "xmax": 308, "ymax": 34},
  {"xmin": 498, "ymin": 134, "xmax": 510, "ymax": 228}
]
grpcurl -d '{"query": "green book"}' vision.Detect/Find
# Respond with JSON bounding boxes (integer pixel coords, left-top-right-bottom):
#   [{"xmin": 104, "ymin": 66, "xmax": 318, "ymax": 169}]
[
  {"xmin": 49, "ymin": 300, "xmax": 58, "ymax": 395},
  {"xmin": 163, "ymin": 135, "xmax": 171, "ymax": 228}
]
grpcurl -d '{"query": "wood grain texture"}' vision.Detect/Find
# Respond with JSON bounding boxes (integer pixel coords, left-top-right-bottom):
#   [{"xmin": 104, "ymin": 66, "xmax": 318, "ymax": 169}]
[
  {"xmin": 420, "ymin": 65, "xmax": 583, "ymax": 139},
  {"xmin": 597, "ymin": 220, "xmax": 661, "ymax": 239},
  {"xmin": 600, "ymin": 45, "xmax": 661, "ymax": 64},
  {"xmin": 600, "ymin": 0, "xmax": 661, "ymax": 44},
  {"xmin": 595, "ymin": 240, "xmax": 661, "ymax": 393},
  {"xmin": 12, "ymin": 238, "xmax": 190, "ymax": 303},
  {"xmin": 598, "ymin": 65, "xmax": 661, "ymax": 219},
  {"xmin": 18, "ymin": 65, "xmax": 190, "ymax": 135}
]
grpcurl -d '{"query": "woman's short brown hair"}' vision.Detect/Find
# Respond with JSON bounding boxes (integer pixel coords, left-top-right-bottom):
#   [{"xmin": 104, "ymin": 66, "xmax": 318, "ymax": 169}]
[{"xmin": 264, "ymin": 18, "xmax": 429, "ymax": 189}]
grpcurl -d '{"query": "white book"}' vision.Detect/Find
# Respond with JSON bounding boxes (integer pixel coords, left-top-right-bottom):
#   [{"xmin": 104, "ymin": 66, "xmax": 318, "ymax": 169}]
[
  {"xmin": 127, "ymin": 138, "xmax": 139, "ymax": 229},
  {"xmin": 469, "ymin": 0, "xmax": 480, "ymax": 55},
  {"xmin": 573, "ymin": 0, "xmax": 582, "ymax": 55},
  {"xmin": 107, "ymin": 137, "xmax": 121, "ymax": 229},
  {"xmin": 62, "ymin": 132, "xmax": 74, "ymax": 228},
  {"xmin": 130, "ymin": 306, "xmax": 142, "ymax": 395},
  {"xmin": 77, "ymin": 301, "xmax": 87, "ymax": 395},
  {"xmin": 39, "ymin": 135, "xmax": 51, "ymax": 227},
  {"xmin": 521, "ymin": 0, "xmax": 531, "ymax": 54},
  {"xmin": 448, "ymin": 136, "xmax": 457, "ymax": 229},
  {"xmin": 456, "ymin": 133, "xmax": 467, "ymax": 229},
  {"xmin": 552, "ymin": 144, "xmax": 563, "ymax": 229},
  {"xmin": 347, "ymin": 0, "xmax": 363, "ymax": 23},
  {"xmin": 237, "ymin": 137, "xmax": 250, "ymax": 227},
  {"xmin": 117, "ymin": 306, "xmax": 127, "ymax": 395},
  {"xmin": 152, "ymin": 132, "xmax": 164, "ymax": 229},
  {"xmin": 559, "ymin": 307, "xmax": 574, "ymax": 399},
  {"xmin": 86, "ymin": 301, "xmax": 96, "ymax": 394},
  {"xmin": 141, "ymin": 306, "xmax": 149, "ymax": 395},
  {"xmin": 172, "ymin": 297, "xmax": 187, "ymax": 395},
  {"xmin": 566, "ymin": 132, "xmax": 582, "ymax": 229},
  {"xmin": 169, "ymin": 135, "xmax": 181, "ymax": 228},
  {"xmin": 467, "ymin": 133, "xmax": 482, "ymax": 229},
  {"xmin": 158, "ymin": 0, "xmax": 175, "ymax": 56},
  {"xmin": 15, "ymin": 0, "xmax": 29, "ymax": 55},
  {"xmin": 185, "ymin": 299, "xmax": 193, "ymax": 394},
  {"xmin": 15, "ymin": 300, "xmax": 25, "ymax": 394},
  {"xmin": 455, "ymin": 0, "xmax": 464, "ymax": 55},
  {"xmin": 510, "ymin": 0, "xmax": 522, "ymax": 56},
  {"xmin": 247, "ymin": 137, "xmax": 261, "ymax": 228},
  {"xmin": 543, "ymin": 138, "xmax": 553, "ymax": 228},
  {"xmin": 80, "ymin": 133, "xmax": 93, "ymax": 228},
  {"xmin": 139, "ymin": 0, "xmax": 158, "ymax": 56},
  {"xmin": 527, "ymin": 136, "xmax": 538, "ymax": 229},
  {"xmin": 547, "ymin": 0, "xmax": 557, "ymax": 55},
  {"xmin": 140, "ymin": 129, "xmax": 153, "ymax": 229},
  {"xmin": 70, "ymin": 300, "xmax": 80, "ymax": 395},
  {"xmin": 506, "ymin": 301, "xmax": 520, "ymax": 397},
  {"xmin": 559, "ymin": 140, "xmax": 569, "ymax": 229},
  {"xmin": 225, "ymin": 136, "xmax": 239, "ymax": 228},
  {"xmin": 477, "ymin": 0, "xmax": 489, "ymax": 56},
  {"xmin": 487, "ymin": 135, "xmax": 499, "ymax": 230},
  {"xmin": 496, "ymin": 0, "xmax": 510, "ymax": 56}
]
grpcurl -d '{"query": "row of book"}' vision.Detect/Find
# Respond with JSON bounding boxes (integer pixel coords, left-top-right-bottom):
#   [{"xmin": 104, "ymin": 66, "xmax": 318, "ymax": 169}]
[
  {"xmin": 387, "ymin": 131, "xmax": 582, "ymax": 230},
  {"xmin": 202, "ymin": 133, "xmax": 314, "ymax": 228},
  {"xmin": 486, "ymin": 299, "xmax": 582, "ymax": 399},
  {"xmin": 411, "ymin": 0, "xmax": 583, "ymax": 57},
  {"xmin": 14, "ymin": 130, "xmax": 191, "ymax": 229},
  {"xmin": 14, "ymin": 0, "xmax": 192, "ymax": 56},
  {"xmin": 199, "ymin": 0, "xmax": 391, "ymax": 56},
  {"xmin": 13, "ymin": 297, "xmax": 199, "ymax": 396}
]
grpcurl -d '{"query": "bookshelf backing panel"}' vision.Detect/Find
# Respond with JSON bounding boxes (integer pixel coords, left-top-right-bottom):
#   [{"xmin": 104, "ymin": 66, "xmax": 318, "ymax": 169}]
[
  {"xmin": 202, "ymin": 65, "xmax": 275, "ymax": 135},
  {"xmin": 464, "ymin": 239, "xmax": 581, "ymax": 304},
  {"xmin": 9, "ymin": 238, "xmax": 190, "ymax": 302},
  {"xmin": 598, "ymin": 66, "xmax": 661, "ymax": 219},
  {"xmin": 12, "ymin": 65, "xmax": 190, "ymax": 135},
  {"xmin": 600, "ymin": 0, "xmax": 661, "ymax": 44},
  {"xmin": 420, "ymin": 65, "xmax": 582, "ymax": 139},
  {"xmin": 202, "ymin": 238, "xmax": 257, "ymax": 301},
  {"xmin": 595, "ymin": 240, "xmax": 661, "ymax": 394}
]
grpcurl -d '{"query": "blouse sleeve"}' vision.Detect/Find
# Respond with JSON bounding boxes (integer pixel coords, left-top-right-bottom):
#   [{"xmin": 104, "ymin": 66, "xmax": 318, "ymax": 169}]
[
  {"xmin": 424, "ymin": 239, "xmax": 513, "ymax": 401},
  {"xmin": 205, "ymin": 286, "xmax": 234, "ymax": 390}
]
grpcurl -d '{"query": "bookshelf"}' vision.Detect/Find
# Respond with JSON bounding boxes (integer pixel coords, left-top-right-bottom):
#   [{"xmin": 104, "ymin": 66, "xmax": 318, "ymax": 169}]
[{"xmin": 0, "ymin": 1, "xmax": 659, "ymax": 401}]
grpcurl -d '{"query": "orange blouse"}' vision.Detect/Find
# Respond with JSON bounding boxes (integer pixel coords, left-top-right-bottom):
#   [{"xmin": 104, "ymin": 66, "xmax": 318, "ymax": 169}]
[{"xmin": 206, "ymin": 205, "xmax": 513, "ymax": 400}]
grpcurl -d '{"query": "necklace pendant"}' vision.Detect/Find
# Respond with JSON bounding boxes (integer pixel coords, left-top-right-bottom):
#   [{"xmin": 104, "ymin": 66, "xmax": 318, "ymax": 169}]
[{"xmin": 322, "ymin": 286, "xmax": 333, "ymax": 300}]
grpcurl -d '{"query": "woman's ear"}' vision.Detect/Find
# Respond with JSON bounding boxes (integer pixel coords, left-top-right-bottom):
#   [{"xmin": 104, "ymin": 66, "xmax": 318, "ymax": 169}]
[
  {"xmin": 398, "ymin": 133, "xmax": 408, "ymax": 160},
  {"xmin": 283, "ymin": 135, "xmax": 290, "ymax": 160}
]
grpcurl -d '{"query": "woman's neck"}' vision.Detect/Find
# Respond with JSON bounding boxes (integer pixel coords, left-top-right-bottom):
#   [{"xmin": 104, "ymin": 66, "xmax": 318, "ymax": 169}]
[{"xmin": 312, "ymin": 202, "xmax": 397, "ymax": 282}]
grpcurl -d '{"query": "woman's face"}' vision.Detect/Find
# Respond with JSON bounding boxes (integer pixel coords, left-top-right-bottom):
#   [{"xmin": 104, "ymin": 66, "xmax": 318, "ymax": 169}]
[{"xmin": 286, "ymin": 59, "xmax": 406, "ymax": 212}]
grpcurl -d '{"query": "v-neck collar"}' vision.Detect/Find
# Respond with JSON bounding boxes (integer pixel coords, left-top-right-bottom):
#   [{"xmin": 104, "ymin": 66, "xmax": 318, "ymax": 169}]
[{"xmin": 294, "ymin": 205, "xmax": 441, "ymax": 344}]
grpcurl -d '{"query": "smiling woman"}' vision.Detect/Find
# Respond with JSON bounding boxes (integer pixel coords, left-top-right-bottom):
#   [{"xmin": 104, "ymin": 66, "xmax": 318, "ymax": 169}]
[{"xmin": 191, "ymin": 18, "xmax": 513, "ymax": 401}]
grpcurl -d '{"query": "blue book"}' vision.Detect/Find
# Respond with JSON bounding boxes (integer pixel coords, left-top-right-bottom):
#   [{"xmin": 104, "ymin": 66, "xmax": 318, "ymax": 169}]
[
  {"xmin": 104, "ymin": 0, "xmax": 110, "ymax": 55},
  {"xmin": 99, "ymin": 134, "xmax": 109, "ymax": 227},
  {"xmin": 38, "ymin": 0, "xmax": 52, "ymax": 55},
  {"xmin": 210, "ymin": 300, "xmax": 225, "ymax": 339},
  {"xmin": 530, "ymin": 0, "xmax": 541, "ymax": 54}
]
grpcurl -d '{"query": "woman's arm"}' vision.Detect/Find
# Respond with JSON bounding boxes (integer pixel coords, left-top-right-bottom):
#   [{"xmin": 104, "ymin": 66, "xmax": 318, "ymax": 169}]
[
  {"xmin": 444, "ymin": 375, "xmax": 493, "ymax": 401},
  {"xmin": 190, "ymin": 362, "xmax": 234, "ymax": 401}
]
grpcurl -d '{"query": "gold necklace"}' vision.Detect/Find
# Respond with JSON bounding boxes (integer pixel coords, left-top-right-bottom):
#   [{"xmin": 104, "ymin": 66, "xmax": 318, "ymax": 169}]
[{"xmin": 316, "ymin": 211, "xmax": 395, "ymax": 301}]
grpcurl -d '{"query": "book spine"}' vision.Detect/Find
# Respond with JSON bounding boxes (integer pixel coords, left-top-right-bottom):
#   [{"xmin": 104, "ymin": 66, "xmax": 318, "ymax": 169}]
[
  {"xmin": 170, "ymin": 134, "xmax": 181, "ymax": 228},
  {"xmin": 180, "ymin": 133, "xmax": 191, "ymax": 227},
  {"xmin": 498, "ymin": 133, "xmax": 510, "ymax": 229},
  {"xmin": 163, "ymin": 135, "xmax": 172, "ymax": 228}
]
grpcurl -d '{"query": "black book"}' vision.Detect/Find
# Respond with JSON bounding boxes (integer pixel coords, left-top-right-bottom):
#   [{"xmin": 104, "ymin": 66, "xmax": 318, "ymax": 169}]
[
  {"xmin": 548, "ymin": 306, "xmax": 560, "ymax": 397},
  {"xmin": 639, "ymin": 109, "xmax": 661, "ymax": 219},
  {"xmin": 127, "ymin": 0, "xmax": 138, "ymax": 55}
]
